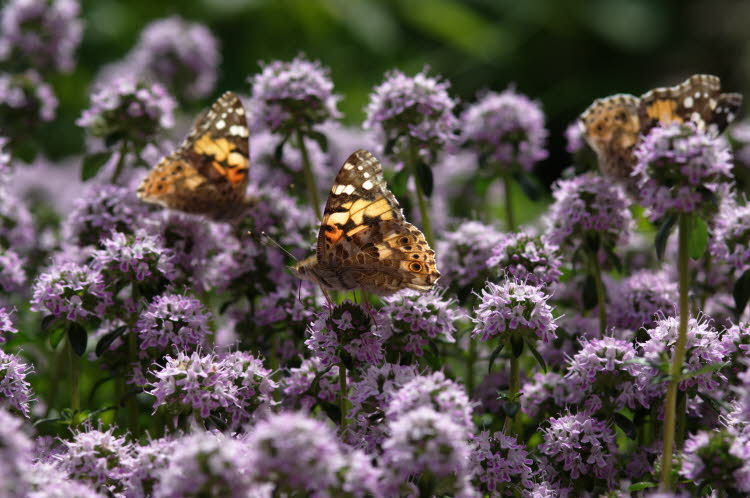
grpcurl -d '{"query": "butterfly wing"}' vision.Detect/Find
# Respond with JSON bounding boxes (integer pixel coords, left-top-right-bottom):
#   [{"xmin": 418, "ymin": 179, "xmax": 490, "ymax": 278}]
[
  {"xmin": 137, "ymin": 91, "xmax": 250, "ymax": 221},
  {"xmin": 313, "ymin": 149, "xmax": 439, "ymax": 295}
]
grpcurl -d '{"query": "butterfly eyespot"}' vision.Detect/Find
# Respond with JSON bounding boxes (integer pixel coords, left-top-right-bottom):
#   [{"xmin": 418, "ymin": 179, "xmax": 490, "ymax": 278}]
[
  {"xmin": 412, "ymin": 254, "xmax": 419, "ymax": 259},
  {"xmin": 403, "ymin": 245, "xmax": 412, "ymax": 251},
  {"xmin": 156, "ymin": 184, "xmax": 164, "ymax": 191},
  {"xmin": 399, "ymin": 237, "xmax": 409, "ymax": 244},
  {"xmin": 409, "ymin": 262, "xmax": 422, "ymax": 272}
]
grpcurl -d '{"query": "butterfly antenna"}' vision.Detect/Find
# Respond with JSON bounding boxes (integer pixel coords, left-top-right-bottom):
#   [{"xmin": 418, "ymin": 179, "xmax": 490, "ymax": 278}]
[{"xmin": 248, "ymin": 231, "xmax": 298, "ymax": 262}]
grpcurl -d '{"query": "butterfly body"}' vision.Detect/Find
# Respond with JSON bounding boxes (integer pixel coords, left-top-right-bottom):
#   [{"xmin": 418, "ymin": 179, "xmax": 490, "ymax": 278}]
[
  {"xmin": 292, "ymin": 149, "xmax": 439, "ymax": 297},
  {"xmin": 137, "ymin": 91, "xmax": 250, "ymax": 221}
]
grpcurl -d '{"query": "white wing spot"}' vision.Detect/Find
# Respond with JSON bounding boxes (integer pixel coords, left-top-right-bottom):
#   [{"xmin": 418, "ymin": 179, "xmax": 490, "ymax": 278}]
[
  {"xmin": 343, "ymin": 162, "xmax": 354, "ymax": 170},
  {"xmin": 236, "ymin": 107, "xmax": 245, "ymax": 115},
  {"xmin": 683, "ymin": 96, "xmax": 693, "ymax": 108},
  {"xmin": 728, "ymin": 112, "xmax": 736, "ymax": 122},
  {"xmin": 229, "ymin": 125, "xmax": 248, "ymax": 137},
  {"xmin": 691, "ymin": 111, "xmax": 701, "ymax": 123},
  {"xmin": 709, "ymin": 98, "xmax": 717, "ymax": 109},
  {"xmin": 694, "ymin": 91, "xmax": 701, "ymax": 99},
  {"xmin": 343, "ymin": 184, "xmax": 356, "ymax": 195},
  {"xmin": 333, "ymin": 184, "xmax": 346, "ymax": 194},
  {"xmin": 215, "ymin": 120, "xmax": 226, "ymax": 130},
  {"xmin": 357, "ymin": 166, "xmax": 363, "ymax": 171},
  {"xmin": 362, "ymin": 180, "xmax": 374, "ymax": 190},
  {"xmin": 363, "ymin": 172, "xmax": 370, "ymax": 178}
]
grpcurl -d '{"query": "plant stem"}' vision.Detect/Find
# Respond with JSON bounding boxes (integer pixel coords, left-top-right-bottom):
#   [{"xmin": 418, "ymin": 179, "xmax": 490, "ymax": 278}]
[
  {"xmin": 297, "ymin": 130, "xmax": 322, "ymax": 220},
  {"xmin": 67, "ymin": 336, "xmax": 80, "ymax": 416},
  {"xmin": 407, "ymin": 140, "xmax": 434, "ymax": 247},
  {"xmin": 590, "ymin": 251, "xmax": 608, "ymax": 336},
  {"xmin": 467, "ymin": 339, "xmax": 476, "ymax": 397},
  {"xmin": 339, "ymin": 363, "xmax": 347, "ymax": 429},
  {"xmin": 660, "ymin": 214, "xmax": 691, "ymax": 491},
  {"xmin": 503, "ymin": 174, "xmax": 515, "ymax": 231},
  {"xmin": 504, "ymin": 353, "xmax": 520, "ymax": 436},
  {"xmin": 111, "ymin": 139, "xmax": 129, "ymax": 184}
]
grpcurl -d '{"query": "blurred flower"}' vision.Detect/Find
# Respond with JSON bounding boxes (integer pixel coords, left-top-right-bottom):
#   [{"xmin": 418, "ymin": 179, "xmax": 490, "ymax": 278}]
[
  {"xmin": 305, "ymin": 300, "xmax": 385, "ymax": 369},
  {"xmin": 254, "ymin": 283, "xmax": 323, "ymax": 350},
  {"xmin": 0, "ymin": 248, "xmax": 27, "ymax": 293},
  {"xmin": 364, "ymin": 67, "xmax": 458, "ymax": 162},
  {"xmin": 123, "ymin": 436, "xmax": 176, "ymax": 498},
  {"xmin": 221, "ymin": 351, "xmax": 277, "ymax": 424},
  {"xmin": 59, "ymin": 426, "xmax": 134, "ymax": 494},
  {"xmin": 537, "ymin": 315, "xmax": 601, "ymax": 368},
  {"xmin": 633, "ymin": 122, "xmax": 733, "ymax": 221},
  {"xmin": 77, "ymin": 78, "xmax": 175, "ymax": 147},
  {"xmin": 460, "ymin": 87, "xmax": 548, "ymax": 172},
  {"xmin": 92, "ymin": 230, "xmax": 176, "ymax": 285},
  {"xmin": 381, "ymin": 406, "xmax": 475, "ymax": 497},
  {"xmin": 0, "ymin": 136, "xmax": 9, "ymax": 176},
  {"xmin": 0, "ymin": 70, "xmax": 57, "ymax": 135},
  {"xmin": 437, "ymin": 220, "xmax": 504, "ymax": 296},
  {"xmin": 0, "ymin": 408, "xmax": 32, "ymax": 497},
  {"xmin": 250, "ymin": 130, "xmax": 331, "ymax": 192},
  {"xmin": 0, "ymin": 306, "xmax": 17, "ymax": 343},
  {"xmin": 469, "ymin": 431, "xmax": 534, "ymax": 496},
  {"xmin": 472, "ymin": 279, "xmax": 557, "ymax": 344},
  {"xmin": 248, "ymin": 55, "xmax": 340, "ymax": 135},
  {"xmin": 135, "ymin": 293, "xmax": 211, "ymax": 359},
  {"xmin": 0, "ymin": 349, "xmax": 33, "ymax": 416},
  {"xmin": 281, "ymin": 357, "xmax": 342, "ymax": 412},
  {"xmin": 153, "ymin": 431, "xmax": 251, "ymax": 498},
  {"xmin": 0, "ymin": 172, "xmax": 35, "ymax": 251},
  {"xmin": 205, "ymin": 235, "xmax": 288, "ymax": 297},
  {"xmin": 565, "ymin": 121, "xmax": 585, "ymax": 155},
  {"xmin": 386, "ymin": 371, "xmax": 473, "ymax": 433},
  {"xmin": 26, "ymin": 460, "xmax": 104, "ymax": 497},
  {"xmin": 680, "ymin": 429, "xmax": 750, "ymax": 495},
  {"xmin": 731, "ymin": 120, "xmax": 750, "ymax": 167},
  {"xmin": 474, "ymin": 371, "xmax": 507, "ymax": 415},
  {"xmin": 31, "ymin": 262, "xmax": 112, "ymax": 323},
  {"xmin": 380, "ymin": 288, "xmax": 464, "ymax": 359},
  {"xmin": 732, "ymin": 356, "xmax": 750, "ymax": 425},
  {"xmin": 0, "ymin": 0, "xmax": 83, "ymax": 72},
  {"xmin": 127, "ymin": 16, "xmax": 219, "ymax": 100},
  {"xmin": 608, "ymin": 270, "xmax": 678, "ymax": 330},
  {"xmin": 721, "ymin": 321, "xmax": 750, "ymax": 385},
  {"xmin": 539, "ymin": 412, "xmax": 618, "ymax": 492},
  {"xmin": 521, "ymin": 371, "xmax": 572, "ymax": 418},
  {"xmin": 486, "ymin": 230, "xmax": 562, "ymax": 290},
  {"xmin": 710, "ymin": 199, "xmax": 750, "ymax": 277},
  {"xmin": 545, "ymin": 173, "xmax": 633, "ymax": 256}
]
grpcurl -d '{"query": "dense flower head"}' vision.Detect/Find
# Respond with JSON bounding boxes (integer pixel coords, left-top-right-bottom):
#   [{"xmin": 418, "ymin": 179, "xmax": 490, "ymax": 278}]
[
  {"xmin": 26, "ymin": 461, "xmax": 105, "ymax": 497},
  {"xmin": 135, "ymin": 293, "xmax": 211, "ymax": 356},
  {"xmin": 0, "ymin": 0, "xmax": 83, "ymax": 72},
  {"xmin": 732, "ymin": 357, "xmax": 750, "ymax": 425},
  {"xmin": 127, "ymin": 16, "xmax": 219, "ymax": 100},
  {"xmin": 122, "ymin": 436, "xmax": 176, "ymax": 498},
  {"xmin": 0, "ymin": 69, "xmax": 58, "ymax": 131},
  {"xmin": 633, "ymin": 122, "xmax": 733, "ymax": 221},
  {"xmin": 248, "ymin": 55, "xmax": 341, "ymax": 134},
  {"xmin": 364, "ymin": 67, "xmax": 459, "ymax": 162},
  {"xmin": 470, "ymin": 431, "xmax": 534, "ymax": 495},
  {"xmin": 539, "ymin": 412, "xmax": 618, "ymax": 491},
  {"xmin": 0, "ymin": 183, "xmax": 34, "ymax": 251},
  {"xmin": 92, "ymin": 230, "xmax": 176, "ymax": 285},
  {"xmin": 221, "ymin": 351, "xmax": 278, "ymax": 423},
  {"xmin": 0, "ymin": 349, "xmax": 33, "ymax": 416},
  {"xmin": 608, "ymin": 270, "xmax": 678, "ymax": 330},
  {"xmin": 680, "ymin": 429, "xmax": 750, "ymax": 494},
  {"xmin": 153, "ymin": 431, "xmax": 251, "ymax": 498},
  {"xmin": 731, "ymin": 120, "xmax": 750, "ymax": 166},
  {"xmin": 31, "ymin": 262, "xmax": 113, "ymax": 322},
  {"xmin": 59, "ymin": 426, "xmax": 134, "ymax": 493},
  {"xmin": 254, "ymin": 283, "xmax": 322, "ymax": 343},
  {"xmin": 486, "ymin": 230, "xmax": 562, "ymax": 290},
  {"xmin": 545, "ymin": 173, "xmax": 633, "ymax": 254},
  {"xmin": 305, "ymin": 300, "xmax": 385, "ymax": 369},
  {"xmin": 0, "ymin": 408, "xmax": 33, "ymax": 497},
  {"xmin": 381, "ymin": 406, "xmax": 475, "ymax": 497},
  {"xmin": 710, "ymin": 199, "xmax": 750, "ymax": 276},
  {"xmin": 521, "ymin": 371, "xmax": 571, "ymax": 418},
  {"xmin": 205, "ymin": 235, "xmax": 287, "ymax": 296},
  {"xmin": 472, "ymin": 279, "xmax": 557, "ymax": 344},
  {"xmin": 0, "ymin": 247, "xmax": 27, "ymax": 293},
  {"xmin": 76, "ymin": 78, "xmax": 176, "ymax": 146},
  {"xmin": 386, "ymin": 371, "xmax": 474, "ymax": 433},
  {"xmin": 380, "ymin": 288, "xmax": 464, "ymax": 358},
  {"xmin": 437, "ymin": 220, "xmax": 504, "ymax": 294},
  {"xmin": 0, "ymin": 306, "xmax": 17, "ymax": 343},
  {"xmin": 281, "ymin": 357, "xmax": 342, "ymax": 411},
  {"xmin": 62, "ymin": 184, "xmax": 152, "ymax": 248},
  {"xmin": 460, "ymin": 87, "xmax": 548, "ymax": 172},
  {"xmin": 564, "ymin": 336, "xmax": 651, "ymax": 411}
]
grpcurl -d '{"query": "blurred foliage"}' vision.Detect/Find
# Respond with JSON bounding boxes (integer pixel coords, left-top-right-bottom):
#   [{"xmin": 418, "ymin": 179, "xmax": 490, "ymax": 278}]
[{"xmin": 41, "ymin": 0, "xmax": 750, "ymax": 185}]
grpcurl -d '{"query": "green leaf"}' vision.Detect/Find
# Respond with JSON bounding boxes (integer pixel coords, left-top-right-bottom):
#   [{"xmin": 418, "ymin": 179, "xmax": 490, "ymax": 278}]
[
  {"xmin": 41, "ymin": 314, "xmax": 59, "ymax": 332},
  {"xmin": 104, "ymin": 132, "xmax": 125, "ymax": 148},
  {"xmin": 306, "ymin": 131, "xmax": 328, "ymax": 152},
  {"xmin": 687, "ymin": 216, "xmax": 708, "ymax": 260},
  {"xmin": 513, "ymin": 171, "xmax": 541, "ymax": 201},
  {"xmin": 680, "ymin": 361, "xmax": 729, "ymax": 381},
  {"xmin": 655, "ymin": 213, "xmax": 678, "ymax": 261},
  {"xmin": 67, "ymin": 322, "xmax": 88, "ymax": 356},
  {"xmin": 733, "ymin": 269, "xmax": 750, "ymax": 317},
  {"xmin": 415, "ymin": 161, "xmax": 434, "ymax": 197},
  {"xmin": 582, "ymin": 274, "xmax": 597, "ymax": 310},
  {"xmin": 487, "ymin": 342, "xmax": 504, "ymax": 373},
  {"xmin": 390, "ymin": 168, "xmax": 410, "ymax": 198},
  {"xmin": 510, "ymin": 335, "xmax": 524, "ymax": 358},
  {"xmin": 628, "ymin": 482, "xmax": 657, "ymax": 492},
  {"xmin": 613, "ymin": 412, "xmax": 637, "ymax": 439},
  {"xmin": 526, "ymin": 339, "xmax": 547, "ymax": 373},
  {"xmin": 49, "ymin": 326, "xmax": 66, "ymax": 349},
  {"xmin": 95, "ymin": 326, "xmax": 127, "ymax": 357},
  {"xmin": 81, "ymin": 152, "xmax": 112, "ymax": 181}
]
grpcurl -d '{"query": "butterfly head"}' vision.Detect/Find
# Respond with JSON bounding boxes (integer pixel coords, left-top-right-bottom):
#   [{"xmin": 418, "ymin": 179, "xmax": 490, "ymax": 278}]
[{"xmin": 290, "ymin": 255, "xmax": 318, "ymax": 283}]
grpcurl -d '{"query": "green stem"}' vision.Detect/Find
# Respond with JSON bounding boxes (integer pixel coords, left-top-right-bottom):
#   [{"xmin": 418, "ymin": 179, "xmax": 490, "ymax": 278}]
[
  {"xmin": 111, "ymin": 139, "xmax": 129, "ymax": 184},
  {"xmin": 407, "ymin": 140, "xmax": 434, "ymax": 247},
  {"xmin": 660, "ymin": 214, "xmax": 691, "ymax": 491},
  {"xmin": 467, "ymin": 339, "xmax": 476, "ymax": 397},
  {"xmin": 504, "ymin": 353, "xmax": 520, "ymax": 436},
  {"xmin": 297, "ymin": 131, "xmax": 322, "ymax": 220},
  {"xmin": 339, "ymin": 363, "xmax": 347, "ymax": 429},
  {"xmin": 67, "ymin": 337, "xmax": 80, "ymax": 416},
  {"xmin": 590, "ymin": 251, "xmax": 608, "ymax": 336},
  {"xmin": 503, "ymin": 174, "xmax": 515, "ymax": 231}
]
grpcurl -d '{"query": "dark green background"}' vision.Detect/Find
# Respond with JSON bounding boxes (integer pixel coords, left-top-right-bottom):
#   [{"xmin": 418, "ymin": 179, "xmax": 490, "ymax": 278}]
[{"xmin": 47, "ymin": 0, "xmax": 750, "ymax": 185}]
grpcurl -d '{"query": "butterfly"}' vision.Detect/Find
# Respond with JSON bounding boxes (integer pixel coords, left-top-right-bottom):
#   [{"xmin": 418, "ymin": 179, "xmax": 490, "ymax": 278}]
[
  {"xmin": 137, "ymin": 91, "xmax": 251, "ymax": 221},
  {"xmin": 579, "ymin": 74, "xmax": 743, "ymax": 180},
  {"xmin": 291, "ymin": 149, "xmax": 440, "ymax": 298}
]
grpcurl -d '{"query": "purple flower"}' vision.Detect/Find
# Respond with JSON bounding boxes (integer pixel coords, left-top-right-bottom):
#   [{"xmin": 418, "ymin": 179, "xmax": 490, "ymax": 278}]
[
  {"xmin": 721, "ymin": 321, "xmax": 750, "ymax": 385},
  {"xmin": 27, "ymin": 461, "xmax": 104, "ymax": 497},
  {"xmin": 633, "ymin": 122, "xmax": 733, "ymax": 221},
  {"xmin": 564, "ymin": 336, "xmax": 651, "ymax": 411},
  {"xmin": 731, "ymin": 356, "xmax": 750, "ymax": 426},
  {"xmin": 608, "ymin": 270, "xmax": 678, "ymax": 330},
  {"xmin": 545, "ymin": 173, "xmax": 633, "ymax": 255},
  {"xmin": 248, "ymin": 55, "xmax": 341, "ymax": 135},
  {"xmin": 0, "ymin": 70, "xmax": 58, "ymax": 128},
  {"xmin": 281, "ymin": 357, "xmax": 343, "ymax": 411},
  {"xmin": 77, "ymin": 78, "xmax": 176, "ymax": 146},
  {"xmin": 730, "ymin": 120, "xmax": 750, "ymax": 167},
  {"xmin": 0, "ymin": 0, "xmax": 83, "ymax": 72},
  {"xmin": 521, "ymin": 371, "xmax": 571, "ymax": 418},
  {"xmin": 472, "ymin": 279, "xmax": 557, "ymax": 344},
  {"xmin": 710, "ymin": 199, "xmax": 750, "ymax": 277},
  {"xmin": 364, "ymin": 67, "xmax": 458, "ymax": 162},
  {"xmin": 62, "ymin": 184, "xmax": 152, "ymax": 248},
  {"xmin": 437, "ymin": 220, "xmax": 504, "ymax": 294},
  {"xmin": 680, "ymin": 429, "xmax": 750, "ymax": 494},
  {"xmin": 537, "ymin": 315, "xmax": 601, "ymax": 368},
  {"xmin": 220, "ymin": 351, "xmax": 277, "ymax": 424},
  {"xmin": 0, "ymin": 173, "xmax": 35, "ymax": 251},
  {"xmin": 123, "ymin": 436, "xmax": 176, "ymax": 498},
  {"xmin": 474, "ymin": 371, "xmax": 508, "ymax": 415},
  {"xmin": 538, "ymin": 412, "xmax": 618, "ymax": 491},
  {"xmin": 460, "ymin": 87, "xmax": 548, "ymax": 172},
  {"xmin": 380, "ymin": 288, "xmax": 465, "ymax": 358},
  {"xmin": 127, "ymin": 16, "xmax": 219, "ymax": 100},
  {"xmin": 135, "ymin": 293, "xmax": 211, "ymax": 357},
  {"xmin": 59, "ymin": 426, "xmax": 134, "ymax": 493},
  {"xmin": 0, "ymin": 408, "xmax": 33, "ymax": 497},
  {"xmin": 386, "ymin": 371, "xmax": 474, "ymax": 433},
  {"xmin": 381, "ymin": 406, "xmax": 475, "ymax": 497},
  {"xmin": 469, "ymin": 431, "xmax": 534, "ymax": 495},
  {"xmin": 0, "ymin": 350, "xmax": 33, "ymax": 416},
  {"xmin": 0, "ymin": 306, "xmax": 17, "ymax": 343},
  {"xmin": 305, "ymin": 300, "xmax": 385, "ymax": 369},
  {"xmin": 92, "ymin": 230, "xmax": 176, "ymax": 285},
  {"xmin": 486, "ymin": 230, "xmax": 562, "ymax": 290},
  {"xmin": 565, "ymin": 121, "xmax": 585, "ymax": 155},
  {"xmin": 0, "ymin": 248, "xmax": 26, "ymax": 293},
  {"xmin": 31, "ymin": 262, "xmax": 113, "ymax": 323},
  {"xmin": 254, "ymin": 283, "xmax": 323, "ymax": 347},
  {"xmin": 153, "ymin": 431, "xmax": 252, "ymax": 498}
]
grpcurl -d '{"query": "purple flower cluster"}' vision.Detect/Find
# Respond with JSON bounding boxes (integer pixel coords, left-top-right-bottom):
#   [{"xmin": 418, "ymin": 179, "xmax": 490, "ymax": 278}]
[
  {"xmin": 486, "ymin": 230, "xmax": 562, "ymax": 290},
  {"xmin": 135, "ymin": 293, "xmax": 211, "ymax": 357},
  {"xmin": 608, "ymin": 270, "xmax": 678, "ymax": 330},
  {"xmin": 364, "ymin": 67, "xmax": 458, "ymax": 161},
  {"xmin": 0, "ymin": 69, "xmax": 58, "ymax": 129},
  {"xmin": 31, "ymin": 262, "xmax": 112, "ymax": 322},
  {"xmin": 0, "ymin": 408, "xmax": 33, "ymax": 497},
  {"xmin": 0, "ymin": 306, "xmax": 17, "ymax": 342},
  {"xmin": 731, "ymin": 120, "xmax": 750, "ymax": 166},
  {"xmin": 437, "ymin": 220, "xmax": 504, "ymax": 293},
  {"xmin": 281, "ymin": 357, "xmax": 342, "ymax": 411},
  {"xmin": 0, "ymin": 349, "xmax": 33, "ymax": 416},
  {"xmin": 633, "ymin": 122, "xmax": 734, "ymax": 221},
  {"xmin": 59, "ymin": 426, "xmax": 134, "ymax": 493},
  {"xmin": 92, "ymin": 230, "xmax": 176, "ymax": 285},
  {"xmin": 0, "ymin": 0, "xmax": 83, "ymax": 72},
  {"xmin": 565, "ymin": 121, "xmax": 586, "ymax": 155},
  {"xmin": 680, "ymin": 429, "xmax": 750, "ymax": 494},
  {"xmin": 0, "ymin": 248, "xmax": 27, "ymax": 293},
  {"xmin": 470, "ymin": 431, "xmax": 534, "ymax": 495},
  {"xmin": 710, "ymin": 199, "xmax": 750, "ymax": 276},
  {"xmin": 460, "ymin": 87, "xmax": 548, "ymax": 171}
]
